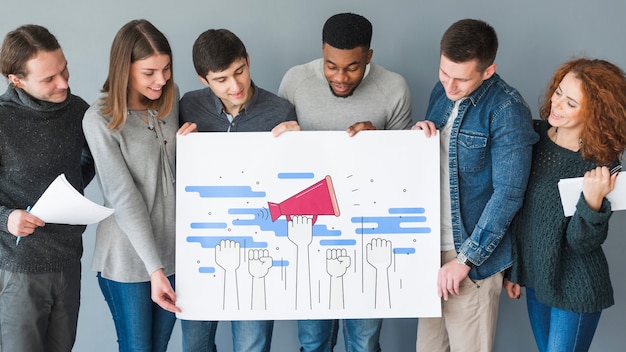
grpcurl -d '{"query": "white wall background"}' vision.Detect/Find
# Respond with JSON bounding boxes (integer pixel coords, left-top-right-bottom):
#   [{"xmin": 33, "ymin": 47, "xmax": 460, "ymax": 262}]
[{"xmin": 2, "ymin": 1, "xmax": 625, "ymax": 351}]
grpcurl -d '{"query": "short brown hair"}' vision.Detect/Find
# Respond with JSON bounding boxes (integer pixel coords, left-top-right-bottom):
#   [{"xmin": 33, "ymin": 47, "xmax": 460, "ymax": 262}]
[
  {"xmin": 0, "ymin": 24, "xmax": 60, "ymax": 80},
  {"xmin": 440, "ymin": 19, "xmax": 498, "ymax": 73}
]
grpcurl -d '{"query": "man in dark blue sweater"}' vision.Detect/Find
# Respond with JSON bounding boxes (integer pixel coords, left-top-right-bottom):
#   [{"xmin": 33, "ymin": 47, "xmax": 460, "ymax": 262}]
[
  {"xmin": 0, "ymin": 24, "xmax": 94, "ymax": 351},
  {"xmin": 179, "ymin": 29, "xmax": 296, "ymax": 133},
  {"xmin": 179, "ymin": 28, "xmax": 296, "ymax": 352}
]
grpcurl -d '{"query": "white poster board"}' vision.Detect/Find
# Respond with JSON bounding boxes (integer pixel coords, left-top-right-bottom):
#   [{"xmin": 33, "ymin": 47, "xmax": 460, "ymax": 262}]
[{"xmin": 176, "ymin": 130, "xmax": 440, "ymax": 320}]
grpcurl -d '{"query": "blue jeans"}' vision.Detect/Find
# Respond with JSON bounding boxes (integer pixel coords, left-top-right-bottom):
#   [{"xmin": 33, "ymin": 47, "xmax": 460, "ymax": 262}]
[
  {"xmin": 181, "ymin": 320, "xmax": 273, "ymax": 352},
  {"xmin": 98, "ymin": 273, "xmax": 177, "ymax": 352},
  {"xmin": 298, "ymin": 319, "xmax": 382, "ymax": 352},
  {"xmin": 526, "ymin": 287, "xmax": 601, "ymax": 352}
]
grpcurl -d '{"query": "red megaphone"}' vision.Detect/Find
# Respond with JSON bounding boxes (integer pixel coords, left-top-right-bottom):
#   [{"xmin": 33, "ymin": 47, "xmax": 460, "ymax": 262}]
[{"xmin": 268, "ymin": 175, "xmax": 340, "ymax": 224}]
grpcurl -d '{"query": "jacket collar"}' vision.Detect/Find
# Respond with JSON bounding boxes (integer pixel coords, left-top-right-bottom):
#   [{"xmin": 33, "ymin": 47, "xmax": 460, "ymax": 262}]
[{"xmin": 466, "ymin": 73, "xmax": 498, "ymax": 107}]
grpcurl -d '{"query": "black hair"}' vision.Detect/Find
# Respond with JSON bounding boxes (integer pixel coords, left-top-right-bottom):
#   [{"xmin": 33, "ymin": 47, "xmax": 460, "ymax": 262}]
[{"xmin": 322, "ymin": 13, "xmax": 372, "ymax": 49}]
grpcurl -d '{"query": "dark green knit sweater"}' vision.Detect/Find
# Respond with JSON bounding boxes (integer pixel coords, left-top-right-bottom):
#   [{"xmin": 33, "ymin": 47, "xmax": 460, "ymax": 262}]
[{"xmin": 509, "ymin": 120, "xmax": 615, "ymax": 313}]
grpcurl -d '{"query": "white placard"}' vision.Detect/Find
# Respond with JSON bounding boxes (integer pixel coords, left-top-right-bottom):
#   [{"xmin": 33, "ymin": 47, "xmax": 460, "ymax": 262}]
[{"xmin": 176, "ymin": 131, "xmax": 441, "ymax": 320}]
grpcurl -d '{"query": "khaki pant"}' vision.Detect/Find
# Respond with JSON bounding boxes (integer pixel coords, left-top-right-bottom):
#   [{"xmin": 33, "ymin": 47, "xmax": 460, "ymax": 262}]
[{"xmin": 416, "ymin": 250, "xmax": 503, "ymax": 352}]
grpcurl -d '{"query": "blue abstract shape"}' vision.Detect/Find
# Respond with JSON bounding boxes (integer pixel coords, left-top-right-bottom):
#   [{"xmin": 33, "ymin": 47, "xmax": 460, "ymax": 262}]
[
  {"xmin": 198, "ymin": 267, "xmax": 216, "ymax": 273},
  {"xmin": 229, "ymin": 208, "xmax": 286, "ymax": 236},
  {"xmin": 190, "ymin": 222, "xmax": 227, "ymax": 229},
  {"xmin": 389, "ymin": 207, "xmax": 425, "ymax": 214},
  {"xmin": 185, "ymin": 186, "xmax": 266, "ymax": 198},
  {"xmin": 351, "ymin": 216, "xmax": 431, "ymax": 235},
  {"xmin": 186, "ymin": 236, "xmax": 268, "ymax": 248},
  {"xmin": 277, "ymin": 173, "xmax": 315, "ymax": 179},
  {"xmin": 319, "ymin": 239, "xmax": 357, "ymax": 246},
  {"xmin": 229, "ymin": 208, "xmax": 341, "ymax": 237},
  {"xmin": 393, "ymin": 248, "xmax": 416, "ymax": 255},
  {"xmin": 313, "ymin": 225, "xmax": 342, "ymax": 237},
  {"xmin": 272, "ymin": 260, "xmax": 290, "ymax": 267}
]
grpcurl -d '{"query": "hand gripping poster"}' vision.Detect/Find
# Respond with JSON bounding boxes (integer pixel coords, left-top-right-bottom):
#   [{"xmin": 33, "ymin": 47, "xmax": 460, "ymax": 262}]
[{"xmin": 175, "ymin": 130, "xmax": 441, "ymax": 320}]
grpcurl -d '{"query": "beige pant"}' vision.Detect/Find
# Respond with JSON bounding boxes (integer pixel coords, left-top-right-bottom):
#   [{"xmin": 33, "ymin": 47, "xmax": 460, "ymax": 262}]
[{"xmin": 416, "ymin": 250, "xmax": 504, "ymax": 352}]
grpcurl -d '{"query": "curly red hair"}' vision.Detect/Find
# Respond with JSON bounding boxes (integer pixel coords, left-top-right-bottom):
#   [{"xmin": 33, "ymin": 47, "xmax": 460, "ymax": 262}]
[{"xmin": 539, "ymin": 58, "xmax": 626, "ymax": 165}]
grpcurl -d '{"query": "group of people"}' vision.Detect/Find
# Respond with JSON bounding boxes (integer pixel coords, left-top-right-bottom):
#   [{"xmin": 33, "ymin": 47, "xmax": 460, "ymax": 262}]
[{"xmin": 0, "ymin": 11, "xmax": 624, "ymax": 352}]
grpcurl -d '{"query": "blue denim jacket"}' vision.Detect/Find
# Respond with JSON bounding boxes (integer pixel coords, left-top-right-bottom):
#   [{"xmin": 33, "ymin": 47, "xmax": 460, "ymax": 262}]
[{"xmin": 426, "ymin": 73, "xmax": 539, "ymax": 280}]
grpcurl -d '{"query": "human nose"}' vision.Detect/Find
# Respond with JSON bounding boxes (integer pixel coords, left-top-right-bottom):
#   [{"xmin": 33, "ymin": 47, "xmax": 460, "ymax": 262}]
[
  {"xmin": 334, "ymin": 69, "xmax": 349, "ymax": 83},
  {"xmin": 552, "ymin": 95, "xmax": 565, "ymax": 111},
  {"xmin": 155, "ymin": 71, "xmax": 169, "ymax": 85},
  {"xmin": 229, "ymin": 77, "xmax": 243, "ymax": 91},
  {"xmin": 55, "ymin": 75, "xmax": 69, "ymax": 89},
  {"xmin": 443, "ymin": 79, "xmax": 455, "ymax": 93}
]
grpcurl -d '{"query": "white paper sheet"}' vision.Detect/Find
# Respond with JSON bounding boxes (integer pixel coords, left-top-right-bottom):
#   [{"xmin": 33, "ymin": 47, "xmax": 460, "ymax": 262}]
[
  {"xmin": 29, "ymin": 174, "xmax": 114, "ymax": 224},
  {"xmin": 558, "ymin": 173, "xmax": 626, "ymax": 216}
]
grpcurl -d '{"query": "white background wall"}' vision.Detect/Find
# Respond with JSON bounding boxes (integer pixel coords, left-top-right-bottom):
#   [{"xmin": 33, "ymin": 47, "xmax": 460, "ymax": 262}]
[{"xmin": 2, "ymin": 1, "xmax": 625, "ymax": 351}]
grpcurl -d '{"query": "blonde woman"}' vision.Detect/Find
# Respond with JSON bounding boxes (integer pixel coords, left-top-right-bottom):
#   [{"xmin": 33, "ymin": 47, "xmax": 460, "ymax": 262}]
[{"xmin": 83, "ymin": 19, "xmax": 194, "ymax": 351}]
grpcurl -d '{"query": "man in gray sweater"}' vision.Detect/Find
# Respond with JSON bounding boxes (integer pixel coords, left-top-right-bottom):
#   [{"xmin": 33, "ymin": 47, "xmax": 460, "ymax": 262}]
[
  {"xmin": 277, "ymin": 12, "xmax": 412, "ymax": 137},
  {"xmin": 0, "ymin": 24, "xmax": 93, "ymax": 351},
  {"xmin": 179, "ymin": 28, "xmax": 296, "ymax": 352},
  {"xmin": 277, "ymin": 12, "xmax": 413, "ymax": 352}
]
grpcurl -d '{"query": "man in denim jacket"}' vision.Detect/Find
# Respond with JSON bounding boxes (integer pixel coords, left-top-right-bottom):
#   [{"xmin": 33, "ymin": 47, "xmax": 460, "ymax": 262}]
[{"xmin": 412, "ymin": 19, "xmax": 538, "ymax": 352}]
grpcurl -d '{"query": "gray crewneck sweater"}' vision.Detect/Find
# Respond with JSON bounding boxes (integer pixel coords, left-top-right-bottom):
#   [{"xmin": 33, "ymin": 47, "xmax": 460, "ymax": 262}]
[
  {"xmin": 278, "ymin": 59, "xmax": 412, "ymax": 131},
  {"xmin": 0, "ymin": 86, "xmax": 92, "ymax": 272}
]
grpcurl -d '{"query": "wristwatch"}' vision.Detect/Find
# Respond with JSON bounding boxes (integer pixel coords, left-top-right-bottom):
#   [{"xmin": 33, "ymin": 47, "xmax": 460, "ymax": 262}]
[{"xmin": 456, "ymin": 252, "xmax": 474, "ymax": 268}]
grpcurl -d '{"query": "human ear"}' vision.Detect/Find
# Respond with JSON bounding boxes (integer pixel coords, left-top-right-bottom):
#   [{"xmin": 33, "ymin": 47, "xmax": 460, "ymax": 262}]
[
  {"xmin": 366, "ymin": 49, "xmax": 373, "ymax": 64},
  {"xmin": 482, "ymin": 64, "xmax": 497, "ymax": 80},
  {"xmin": 7, "ymin": 74, "xmax": 23, "ymax": 88},
  {"xmin": 197, "ymin": 74, "xmax": 210, "ymax": 87}
]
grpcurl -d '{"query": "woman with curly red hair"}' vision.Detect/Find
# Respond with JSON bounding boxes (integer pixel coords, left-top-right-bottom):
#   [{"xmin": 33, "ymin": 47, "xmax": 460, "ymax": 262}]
[{"xmin": 504, "ymin": 58, "xmax": 626, "ymax": 351}]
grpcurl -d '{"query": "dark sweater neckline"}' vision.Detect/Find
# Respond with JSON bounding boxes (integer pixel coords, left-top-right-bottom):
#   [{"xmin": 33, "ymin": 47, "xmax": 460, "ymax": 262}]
[
  {"xmin": 539, "ymin": 120, "xmax": 580, "ymax": 157},
  {"xmin": 1, "ymin": 86, "xmax": 72, "ymax": 113}
]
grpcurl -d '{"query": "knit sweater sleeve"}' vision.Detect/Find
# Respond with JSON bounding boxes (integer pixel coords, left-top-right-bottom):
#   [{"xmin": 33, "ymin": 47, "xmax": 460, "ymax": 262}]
[
  {"xmin": 80, "ymin": 141, "xmax": 95, "ymax": 189},
  {"xmin": 277, "ymin": 64, "xmax": 301, "ymax": 103},
  {"xmin": 566, "ymin": 193, "xmax": 612, "ymax": 254},
  {"xmin": 377, "ymin": 66, "xmax": 412, "ymax": 131},
  {"xmin": 83, "ymin": 105, "xmax": 164, "ymax": 276},
  {"xmin": 0, "ymin": 207, "xmax": 13, "ymax": 234}
]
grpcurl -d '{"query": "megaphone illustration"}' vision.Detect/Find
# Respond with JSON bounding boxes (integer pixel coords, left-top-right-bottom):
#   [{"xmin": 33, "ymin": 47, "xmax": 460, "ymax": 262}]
[{"xmin": 268, "ymin": 175, "xmax": 340, "ymax": 224}]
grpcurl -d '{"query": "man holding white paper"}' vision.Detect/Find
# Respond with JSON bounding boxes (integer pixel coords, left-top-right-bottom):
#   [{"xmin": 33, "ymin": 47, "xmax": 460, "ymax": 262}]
[
  {"xmin": 28, "ymin": 174, "xmax": 112, "ymax": 225},
  {"xmin": 277, "ymin": 13, "xmax": 412, "ymax": 352},
  {"xmin": 0, "ymin": 25, "xmax": 94, "ymax": 351}
]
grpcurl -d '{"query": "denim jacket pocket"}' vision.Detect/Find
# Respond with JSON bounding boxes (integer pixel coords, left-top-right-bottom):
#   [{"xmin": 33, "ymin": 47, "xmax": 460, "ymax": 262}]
[{"xmin": 457, "ymin": 132, "xmax": 488, "ymax": 172}]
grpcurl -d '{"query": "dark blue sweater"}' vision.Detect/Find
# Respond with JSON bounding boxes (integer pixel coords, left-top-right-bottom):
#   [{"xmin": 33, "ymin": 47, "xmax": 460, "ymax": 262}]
[{"xmin": 179, "ymin": 82, "xmax": 296, "ymax": 132}]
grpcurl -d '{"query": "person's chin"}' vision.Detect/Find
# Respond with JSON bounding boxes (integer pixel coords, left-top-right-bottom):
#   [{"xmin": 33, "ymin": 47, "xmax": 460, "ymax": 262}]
[
  {"xmin": 49, "ymin": 92, "xmax": 68, "ymax": 103},
  {"xmin": 547, "ymin": 115, "xmax": 564, "ymax": 126},
  {"xmin": 145, "ymin": 91, "xmax": 164, "ymax": 101},
  {"xmin": 445, "ymin": 93, "xmax": 463, "ymax": 102},
  {"xmin": 329, "ymin": 86, "xmax": 354, "ymax": 98}
]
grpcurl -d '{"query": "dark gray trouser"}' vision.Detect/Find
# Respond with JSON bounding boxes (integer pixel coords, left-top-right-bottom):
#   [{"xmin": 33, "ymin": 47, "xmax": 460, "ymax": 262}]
[{"xmin": 0, "ymin": 263, "xmax": 81, "ymax": 352}]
